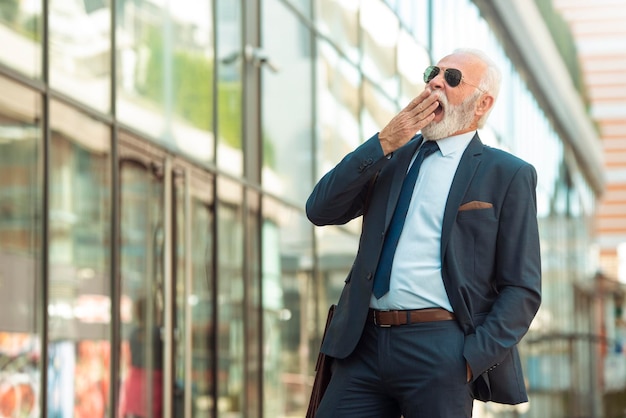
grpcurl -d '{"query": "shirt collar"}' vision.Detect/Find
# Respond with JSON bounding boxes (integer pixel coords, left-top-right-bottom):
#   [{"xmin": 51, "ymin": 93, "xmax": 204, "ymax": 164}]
[{"xmin": 430, "ymin": 131, "xmax": 476, "ymax": 157}]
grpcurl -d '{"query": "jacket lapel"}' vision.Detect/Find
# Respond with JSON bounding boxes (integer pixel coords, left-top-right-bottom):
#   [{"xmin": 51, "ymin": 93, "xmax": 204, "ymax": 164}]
[
  {"xmin": 441, "ymin": 134, "xmax": 484, "ymax": 256},
  {"xmin": 384, "ymin": 135, "xmax": 422, "ymax": 229}
]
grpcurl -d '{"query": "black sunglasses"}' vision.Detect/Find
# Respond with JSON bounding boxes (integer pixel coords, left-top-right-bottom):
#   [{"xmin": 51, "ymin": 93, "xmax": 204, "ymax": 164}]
[{"xmin": 423, "ymin": 65, "xmax": 486, "ymax": 93}]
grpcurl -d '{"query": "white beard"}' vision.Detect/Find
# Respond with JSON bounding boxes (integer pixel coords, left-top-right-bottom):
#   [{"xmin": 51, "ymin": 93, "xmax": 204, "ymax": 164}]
[{"xmin": 421, "ymin": 92, "xmax": 479, "ymax": 140}]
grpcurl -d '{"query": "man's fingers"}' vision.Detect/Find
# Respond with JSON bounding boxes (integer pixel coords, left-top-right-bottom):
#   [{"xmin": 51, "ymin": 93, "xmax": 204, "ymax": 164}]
[
  {"xmin": 405, "ymin": 90, "xmax": 432, "ymax": 111},
  {"xmin": 402, "ymin": 102, "xmax": 438, "ymax": 132},
  {"xmin": 409, "ymin": 96, "xmax": 439, "ymax": 117},
  {"xmin": 423, "ymin": 111, "xmax": 436, "ymax": 125},
  {"xmin": 395, "ymin": 101, "xmax": 438, "ymax": 132},
  {"xmin": 405, "ymin": 108, "xmax": 436, "ymax": 134},
  {"xmin": 379, "ymin": 92, "xmax": 438, "ymax": 152}
]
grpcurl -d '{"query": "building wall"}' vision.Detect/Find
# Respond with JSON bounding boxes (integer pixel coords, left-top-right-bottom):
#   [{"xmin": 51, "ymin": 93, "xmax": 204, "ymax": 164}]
[
  {"xmin": 554, "ymin": 0, "xmax": 626, "ymax": 415},
  {"xmin": 553, "ymin": 1, "xmax": 626, "ymax": 281},
  {"xmin": 0, "ymin": 0, "xmax": 605, "ymax": 417}
]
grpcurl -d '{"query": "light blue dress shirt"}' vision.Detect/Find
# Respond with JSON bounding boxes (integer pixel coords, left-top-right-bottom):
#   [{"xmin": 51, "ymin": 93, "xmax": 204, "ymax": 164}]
[{"xmin": 370, "ymin": 131, "xmax": 475, "ymax": 311}]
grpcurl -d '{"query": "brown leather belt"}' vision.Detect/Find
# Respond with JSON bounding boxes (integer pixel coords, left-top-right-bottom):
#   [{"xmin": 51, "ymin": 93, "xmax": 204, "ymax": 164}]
[{"xmin": 369, "ymin": 308, "xmax": 455, "ymax": 327}]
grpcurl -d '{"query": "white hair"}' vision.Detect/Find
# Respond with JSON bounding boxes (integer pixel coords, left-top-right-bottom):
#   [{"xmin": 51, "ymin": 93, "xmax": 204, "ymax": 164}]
[{"xmin": 453, "ymin": 48, "xmax": 502, "ymax": 127}]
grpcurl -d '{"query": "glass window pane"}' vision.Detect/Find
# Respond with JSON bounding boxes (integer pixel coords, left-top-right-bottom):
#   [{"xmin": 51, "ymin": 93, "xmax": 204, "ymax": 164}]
[
  {"xmin": 316, "ymin": 40, "xmax": 361, "ymax": 179},
  {"xmin": 0, "ymin": 75, "xmax": 42, "ymax": 418},
  {"xmin": 116, "ymin": 0, "xmax": 215, "ymax": 163},
  {"xmin": 188, "ymin": 172, "xmax": 215, "ymax": 416},
  {"xmin": 173, "ymin": 165, "xmax": 215, "ymax": 416},
  {"xmin": 315, "ymin": 223, "xmax": 360, "ymax": 307},
  {"xmin": 216, "ymin": 0, "xmax": 243, "ymax": 175},
  {"xmin": 285, "ymin": 0, "xmax": 311, "ymax": 18},
  {"xmin": 360, "ymin": 0, "xmax": 399, "ymax": 96},
  {"xmin": 397, "ymin": 0, "xmax": 430, "ymax": 46},
  {"xmin": 217, "ymin": 177, "xmax": 244, "ymax": 416},
  {"xmin": 117, "ymin": 136, "xmax": 165, "ymax": 418},
  {"xmin": 0, "ymin": 0, "xmax": 42, "ymax": 78},
  {"xmin": 48, "ymin": 100, "xmax": 111, "ymax": 417},
  {"xmin": 397, "ymin": 29, "xmax": 430, "ymax": 105},
  {"xmin": 262, "ymin": 0, "xmax": 313, "ymax": 202},
  {"xmin": 315, "ymin": 0, "xmax": 359, "ymax": 63},
  {"xmin": 262, "ymin": 197, "xmax": 314, "ymax": 417},
  {"xmin": 245, "ymin": 189, "xmax": 261, "ymax": 418},
  {"xmin": 430, "ymin": 0, "xmax": 483, "ymax": 60},
  {"xmin": 361, "ymin": 79, "xmax": 398, "ymax": 147},
  {"xmin": 49, "ymin": 0, "xmax": 111, "ymax": 112}
]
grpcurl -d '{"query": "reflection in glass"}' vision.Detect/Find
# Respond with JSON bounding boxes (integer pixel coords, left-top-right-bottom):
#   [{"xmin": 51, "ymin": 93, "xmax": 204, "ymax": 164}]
[
  {"xmin": 314, "ymin": 223, "xmax": 359, "ymax": 308},
  {"xmin": 285, "ymin": 0, "xmax": 311, "ymax": 18},
  {"xmin": 217, "ymin": 177, "xmax": 244, "ymax": 416},
  {"xmin": 262, "ymin": 197, "xmax": 314, "ymax": 417},
  {"xmin": 397, "ymin": 0, "xmax": 430, "ymax": 45},
  {"xmin": 361, "ymin": 80, "xmax": 397, "ymax": 155},
  {"xmin": 116, "ymin": 0, "xmax": 215, "ymax": 162},
  {"xmin": 117, "ymin": 149, "xmax": 165, "ymax": 418},
  {"xmin": 315, "ymin": 0, "xmax": 359, "ymax": 63},
  {"xmin": 0, "ymin": 0, "xmax": 42, "ymax": 78},
  {"xmin": 262, "ymin": 0, "xmax": 313, "ymax": 202},
  {"xmin": 174, "ymin": 169, "xmax": 187, "ymax": 417},
  {"xmin": 174, "ymin": 167, "xmax": 215, "ymax": 417},
  {"xmin": 216, "ymin": 0, "xmax": 243, "ymax": 175},
  {"xmin": 245, "ymin": 190, "xmax": 262, "ymax": 418},
  {"xmin": 317, "ymin": 40, "xmax": 360, "ymax": 179},
  {"xmin": 360, "ymin": 0, "xmax": 399, "ymax": 96},
  {"xmin": 49, "ymin": 0, "xmax": 111, "ymax": 112},
  {"xmin": 397, "ymin": 30, "xmax": 430, "ymax": 105},
  {"xmin": 189, "ymin": 187, "xmax": 215, "ymax": 416},
  {"xmin": 0, "ymin": 76, "xmax": 42, "ymax": 418},
  {"xmin": 48, "ymin": 101, "xmax": 111, "ymax": 417},
  {"xmin": 430, "ymin": 0, "xmax": 483, "ymax": 61},
  {"xmin": 119, "ymin": 296, "xmax": 163, "ymax": 417}
]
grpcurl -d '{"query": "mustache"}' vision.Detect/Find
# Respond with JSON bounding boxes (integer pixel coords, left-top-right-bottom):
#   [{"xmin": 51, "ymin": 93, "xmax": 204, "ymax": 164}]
[
  {"xmin": 432, "ymin": 89, "xmax": 480, "ymax": 110},
  {"xmin": 435, "ymin": 92, "xmax": 448, "ymax": 111}
]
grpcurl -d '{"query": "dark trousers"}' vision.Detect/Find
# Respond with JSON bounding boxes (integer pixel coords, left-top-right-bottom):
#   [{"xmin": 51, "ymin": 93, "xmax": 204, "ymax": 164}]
[{"xmin": 316, "ymin": 319, "xmax": 474, "ymax": 418}]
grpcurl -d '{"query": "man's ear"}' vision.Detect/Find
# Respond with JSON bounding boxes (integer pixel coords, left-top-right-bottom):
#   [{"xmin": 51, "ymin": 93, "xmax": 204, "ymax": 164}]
[{"xmin": 475, "ymin": 95, "xmax": 494, "ymax": 118}]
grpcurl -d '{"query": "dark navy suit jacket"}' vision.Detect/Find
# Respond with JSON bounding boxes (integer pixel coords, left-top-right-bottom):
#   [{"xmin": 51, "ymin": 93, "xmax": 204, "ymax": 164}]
[{"xmin": 306, "ymin": 132, "xmax": 541, "ymax": 404}]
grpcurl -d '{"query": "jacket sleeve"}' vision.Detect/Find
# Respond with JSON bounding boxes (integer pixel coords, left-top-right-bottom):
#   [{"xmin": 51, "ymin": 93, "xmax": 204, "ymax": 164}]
[
  {"xmin": 463, "ymin": 163, "xmax": 542, "ymax": 378},
  {"xmin": 306, "ymin": 133, "xmax": 389, "ymax": 226}
]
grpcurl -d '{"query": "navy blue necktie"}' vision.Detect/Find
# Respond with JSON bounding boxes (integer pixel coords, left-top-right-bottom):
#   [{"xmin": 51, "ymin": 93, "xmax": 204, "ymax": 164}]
[{"xmin": 372, "ymin": 140, "xmax": 439, "ymax": 299}]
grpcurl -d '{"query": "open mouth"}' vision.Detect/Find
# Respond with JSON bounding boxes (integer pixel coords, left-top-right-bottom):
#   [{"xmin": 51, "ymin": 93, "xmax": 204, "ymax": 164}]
[{"xmin": 434, "ymin": 101, "xmax": 444, "ymax": 117}]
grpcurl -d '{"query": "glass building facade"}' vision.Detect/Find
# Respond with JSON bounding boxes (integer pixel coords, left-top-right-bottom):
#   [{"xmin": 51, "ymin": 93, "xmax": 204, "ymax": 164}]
[{"xmin": 0, "ymin": 0, "xmax": 605, "ymax": 417}]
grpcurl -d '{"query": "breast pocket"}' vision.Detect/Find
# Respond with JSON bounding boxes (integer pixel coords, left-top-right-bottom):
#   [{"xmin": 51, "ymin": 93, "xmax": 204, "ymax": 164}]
[
  {"xmin": 454, "ymin": 208, "xmax": 498, "ymax": 279},
  {"xmin": 457, "ymin": 207, "xmax": 496, "ymax": 221}
]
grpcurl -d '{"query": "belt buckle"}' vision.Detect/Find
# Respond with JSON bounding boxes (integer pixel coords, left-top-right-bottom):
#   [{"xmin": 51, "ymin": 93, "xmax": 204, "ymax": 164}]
[{"xmin": 373, "ymin": 310, "xmax": 391, "ymax": 327}]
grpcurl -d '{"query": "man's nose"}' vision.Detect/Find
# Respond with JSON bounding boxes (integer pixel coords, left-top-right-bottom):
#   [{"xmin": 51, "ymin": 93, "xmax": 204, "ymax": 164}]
[{"xmin": 428, "ymin": 73, "xmax": 445, "ymax": 90}]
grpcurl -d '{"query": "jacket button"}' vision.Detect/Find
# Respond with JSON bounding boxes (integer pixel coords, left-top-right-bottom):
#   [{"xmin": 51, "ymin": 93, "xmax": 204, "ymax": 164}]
[{"xmin": 367, "ymin": 272, "xmax": 372, "ymax": 280}]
